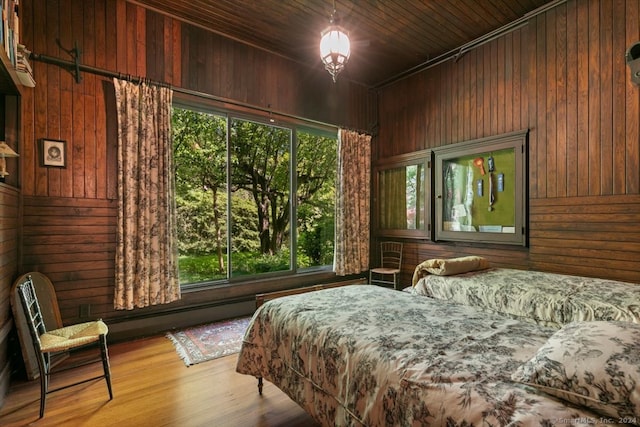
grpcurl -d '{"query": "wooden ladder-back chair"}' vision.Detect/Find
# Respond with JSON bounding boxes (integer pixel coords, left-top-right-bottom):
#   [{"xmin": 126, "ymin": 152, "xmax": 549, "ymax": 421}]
[
  {"xmin": 15, "ymin": 274, "xmax": 113, "ymax": 418},
  {"xmin": 369, "ymin": 242, "xmax": 403, "ymax": 290}
]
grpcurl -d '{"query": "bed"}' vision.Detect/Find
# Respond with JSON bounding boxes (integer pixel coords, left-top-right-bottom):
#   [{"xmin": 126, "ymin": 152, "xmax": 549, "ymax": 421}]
[
  {"xmin": 412, "ymin": 267, "xmax": 640, "ymax": 327},
  {"xmin": 235, "ymin": 283, "xmax": 640, "ymax": 426}
]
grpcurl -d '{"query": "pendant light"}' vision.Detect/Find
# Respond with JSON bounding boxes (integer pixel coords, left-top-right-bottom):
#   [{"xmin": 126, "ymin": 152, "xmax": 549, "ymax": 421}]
[
  {"xmin": 0, "ymin": 141, "xmax": 18, "ymax": 183},
  {"xmin": 319, "ymin": 1, "xmax": 351, "ymax": 82}
]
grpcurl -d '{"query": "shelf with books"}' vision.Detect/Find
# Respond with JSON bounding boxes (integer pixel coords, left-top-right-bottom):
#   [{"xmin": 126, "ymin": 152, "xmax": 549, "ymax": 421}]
[
  {"xmin": 0, "ymin": 43, "xmax": 20, "ymax": 95},
  {"xmin": 1, "ymin": 0, "xmax": 19, "ymax": 65},
  {"xmin": 0, "ymin": 0, "xmax": 33, "ymax": 89},
  {"xmin": 15, "ymin": 44, "xmax": 34, "ymax": 87}
]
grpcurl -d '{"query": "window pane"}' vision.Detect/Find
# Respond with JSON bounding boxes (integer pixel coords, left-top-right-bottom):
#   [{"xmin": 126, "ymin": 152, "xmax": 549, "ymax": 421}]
[
  {"xmin": 378, "ymin": 164, "xmax": 426, "ymax": 230},
  {"xmin": 172, "ymin": 108, "xmax": 228, "ymax": 284},
  {"xmin": 230, "ymin": 119, "xmax": 291, "ymax": 276},
  {"xmin": 442, "ymin": 147, "xmax": 516, "ymax": 233},
  {"xmin": 296, "ymin": 131, "xmax": 336, "ymax": 270},
  {"xmin": 406, "ymin": 164, "xmax": 425, "ymax": 230}
]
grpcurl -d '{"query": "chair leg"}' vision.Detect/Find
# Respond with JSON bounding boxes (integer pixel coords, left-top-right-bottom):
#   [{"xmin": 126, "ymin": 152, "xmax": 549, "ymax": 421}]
[
  {"xmin": 36, "ymin": 352, "xmax": 48, "ymax": 418},
  {"xmin": 99, "ymin": 335, "xmax": 113, "ymax": 400}
]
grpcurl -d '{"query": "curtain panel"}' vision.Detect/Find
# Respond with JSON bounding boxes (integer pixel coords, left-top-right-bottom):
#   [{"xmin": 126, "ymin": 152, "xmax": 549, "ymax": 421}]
[
  {"xmin": 334, "ymin": 129, "xmax": 371, "ymax": 275},
  {"xmin": 113, "ymin": 79, "xmax": 180, "ymax": 310}
]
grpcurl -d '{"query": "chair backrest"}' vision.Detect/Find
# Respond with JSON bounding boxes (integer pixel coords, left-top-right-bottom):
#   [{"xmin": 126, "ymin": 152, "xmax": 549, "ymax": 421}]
[
  {"xmin": 380, "ymin": 241, "xmax": 403, "ymax": 269},
  {"xmin": 16, "ymin": 275, "xmax": 47, "ymax": 351},
  {"xmin": 11, "ymin": 272, "xmax": 64, "ymax": 379}
]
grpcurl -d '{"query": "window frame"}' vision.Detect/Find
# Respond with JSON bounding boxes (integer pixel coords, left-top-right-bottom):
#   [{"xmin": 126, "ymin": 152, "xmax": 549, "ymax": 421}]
[
  {"xmin": 372, "ymin": 149, "xmax": 432, "ymax": 239},
  {"xmin": 173, "ymin": 97, "xmax": 338, "ymax": 289},
  {"xmin": 432, "ymin": 130, "xmax": 528, "ymax": 246}
]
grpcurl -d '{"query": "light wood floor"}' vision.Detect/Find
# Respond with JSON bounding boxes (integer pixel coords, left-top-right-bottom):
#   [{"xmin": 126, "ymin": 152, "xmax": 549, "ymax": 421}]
[{"xmin": 0, "ymin": 334, "xmax": 319, "ymax": 427}]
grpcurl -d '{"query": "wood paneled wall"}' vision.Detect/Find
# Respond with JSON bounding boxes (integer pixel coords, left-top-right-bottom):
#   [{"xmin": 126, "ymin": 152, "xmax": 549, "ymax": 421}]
[
  {"xmin": 0, "ymin": 92, "xmax": 21, "ymax": 403},
  {"xmin": 378, "ymin": 0, "xmax": 640, "ymax": 285},
  {"xmin": 0, "ymin": 184, "xmax": 19, "ymax": 405},
  {"xmin": 13, "ymin": 0, "xmax": 375, "ymax": 329},
  {"xmin": 21, "ymin": 196, "xmax": 117, "ymax": 322}
]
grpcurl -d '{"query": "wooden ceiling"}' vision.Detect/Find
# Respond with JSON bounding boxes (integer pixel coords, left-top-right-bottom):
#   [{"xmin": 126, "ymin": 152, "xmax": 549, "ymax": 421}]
[{"xmin": 131, "ymin": 0, "xmax": 555, "ymax": 88}]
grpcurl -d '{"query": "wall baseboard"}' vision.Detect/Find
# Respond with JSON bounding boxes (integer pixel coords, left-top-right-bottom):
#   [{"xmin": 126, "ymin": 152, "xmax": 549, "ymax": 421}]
[{"xmin": 107, "ymin": 300, "xmax": 256, "ymax": 343}]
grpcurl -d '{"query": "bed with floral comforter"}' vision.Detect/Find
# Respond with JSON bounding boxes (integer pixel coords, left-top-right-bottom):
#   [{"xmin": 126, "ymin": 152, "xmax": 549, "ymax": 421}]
[
  {"xmin": 412, "ymin": 267, "xmax": 640, "ymax": 327},
  {"xmin": 236, "ymin": 284, "xmax": 636, "ymax": 426}
]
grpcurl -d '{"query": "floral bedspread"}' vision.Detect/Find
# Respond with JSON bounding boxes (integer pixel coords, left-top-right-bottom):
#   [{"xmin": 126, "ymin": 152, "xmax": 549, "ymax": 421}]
[
  {"xmin": 236, "ymin": 285, "xmax": 615, "ymax": 426},
  {"xmin": 412, "ymin": 268, "xmax": 640, "ymax": 327}
]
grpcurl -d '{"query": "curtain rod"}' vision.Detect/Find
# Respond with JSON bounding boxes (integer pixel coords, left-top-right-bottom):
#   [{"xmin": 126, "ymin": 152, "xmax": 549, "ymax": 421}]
[{"xmin": 29, "ymin": 52, "xmax": 371, "ymax": 134}]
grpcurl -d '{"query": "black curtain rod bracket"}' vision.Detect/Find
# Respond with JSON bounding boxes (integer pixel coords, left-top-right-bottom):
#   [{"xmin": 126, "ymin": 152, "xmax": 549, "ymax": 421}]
[
  {"xmin": 58, "ymin": 39, "xmax": 82, "ymax": 83},
  {"xmin": 30, "ymin": 40, "xmax": 84, "ymax": 83}
]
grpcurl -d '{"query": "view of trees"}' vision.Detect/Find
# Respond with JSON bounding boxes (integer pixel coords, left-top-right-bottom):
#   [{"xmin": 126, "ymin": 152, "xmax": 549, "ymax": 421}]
[
  {"xmin": 231, "ymin": 120, "xmax": 291, "ymax": 255},
  {"xmin": 172, "ymin": 107, "xmax": 337, "ymax": 285}
]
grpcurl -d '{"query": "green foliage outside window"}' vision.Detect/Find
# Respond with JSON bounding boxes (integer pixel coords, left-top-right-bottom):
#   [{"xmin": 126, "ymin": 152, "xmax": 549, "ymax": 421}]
[{"xmin": 172, "ymin": 107, "xmax": 336, "ymax": 285}]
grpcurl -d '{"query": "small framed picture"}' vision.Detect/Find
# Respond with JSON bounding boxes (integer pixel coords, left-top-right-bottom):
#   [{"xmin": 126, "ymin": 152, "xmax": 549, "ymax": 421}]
[{"xmin": 39, "ymin": 139, "xmax": 67, "ymax": 168}]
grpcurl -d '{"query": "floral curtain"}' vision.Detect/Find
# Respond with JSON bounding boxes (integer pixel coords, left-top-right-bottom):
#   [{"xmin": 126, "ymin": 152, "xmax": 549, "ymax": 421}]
[
  {"xmin": 334, "ymin": 129, "xmax": 371, "ymax": 275},
  {"xmin": 113, "ymin": 79, "xmax": 180, "ymax": 310}
]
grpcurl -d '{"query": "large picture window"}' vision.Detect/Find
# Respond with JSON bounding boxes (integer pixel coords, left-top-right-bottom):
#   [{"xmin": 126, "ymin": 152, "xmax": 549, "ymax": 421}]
[{"xmin": 172, "ymin": 106, "xmax": 337, "ymax": 287}]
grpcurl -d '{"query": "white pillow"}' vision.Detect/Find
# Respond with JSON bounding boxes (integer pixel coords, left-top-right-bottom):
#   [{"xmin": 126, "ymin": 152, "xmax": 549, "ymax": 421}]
[{"xmin": 511, "ymin": 321, "xmax": 640, "ymax": 422}]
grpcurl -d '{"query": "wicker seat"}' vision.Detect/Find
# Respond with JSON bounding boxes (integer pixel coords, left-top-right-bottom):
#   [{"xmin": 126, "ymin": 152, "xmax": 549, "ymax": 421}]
[
  {"xmin": 369, "ymin": 242, "xmax": 403, "ymax": 290},
  {"xmin": 16, "ymin": 275, "xmax": 113, "ymax": 418}
]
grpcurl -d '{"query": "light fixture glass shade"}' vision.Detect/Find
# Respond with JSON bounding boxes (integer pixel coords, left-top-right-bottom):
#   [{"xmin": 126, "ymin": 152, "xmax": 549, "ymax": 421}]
[
  {"xmin": 0, "ymin": 142, "xmax": 18, "ymax": 157},
  {"xmin": 320, "ymin": 24, "xmax": 350, "ymax": 82},
  {"xmin": 0, "ymin": 141, "xmax": 19, "ymax": 180}
]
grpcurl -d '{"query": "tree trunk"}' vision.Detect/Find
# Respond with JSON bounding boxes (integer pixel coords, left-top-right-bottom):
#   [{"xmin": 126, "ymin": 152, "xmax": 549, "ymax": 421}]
[
  {"xmin": 270, "ymin": 197, "xmax": 289, "ymax": 253},
  {"xmin": 211, "ymin": 188, "xmax": 225, "ymax": 273},
  {"xmin": 258, "ymin": 195, "xmax": 272, "ymax": 254}
]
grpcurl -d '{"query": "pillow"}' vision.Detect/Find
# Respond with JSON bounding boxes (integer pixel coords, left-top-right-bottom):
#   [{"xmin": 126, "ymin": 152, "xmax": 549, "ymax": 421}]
[
  {"xmin": 511, "ymin": 321, "xmax": 640, "ymax": 421},
  {"xmin": 411, "ymin": 255, "xmax": 490, "ymax": 286}
]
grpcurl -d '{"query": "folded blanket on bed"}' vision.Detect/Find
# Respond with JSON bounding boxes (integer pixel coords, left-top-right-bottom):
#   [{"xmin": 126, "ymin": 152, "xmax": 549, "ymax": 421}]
[{"xmin": 411, "ymin": 255, "xmax": 490, "ymax": 286}]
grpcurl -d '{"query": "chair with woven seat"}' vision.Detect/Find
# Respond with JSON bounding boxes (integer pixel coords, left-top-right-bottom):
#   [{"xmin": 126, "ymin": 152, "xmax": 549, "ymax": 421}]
[
  {"xmin": 16, "ymin": 274, "xmax": 113, "ymax": 418},
  {"xmin": 369, "ymin": 241, "xmax": 403, "ymax": 290}
]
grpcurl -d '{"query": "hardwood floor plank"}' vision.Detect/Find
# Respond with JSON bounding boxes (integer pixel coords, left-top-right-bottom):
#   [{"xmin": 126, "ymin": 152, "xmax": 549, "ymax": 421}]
[{"xmin": 0, "ymin": 335, "xmax": 318, "ymax": 426}]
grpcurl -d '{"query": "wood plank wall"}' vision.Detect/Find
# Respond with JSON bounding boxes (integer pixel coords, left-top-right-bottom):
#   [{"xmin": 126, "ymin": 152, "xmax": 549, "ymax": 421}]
[
  {"xmin": 21, "ymin": 196, "xmax": 117, "ymax": 322},
  {"xmin": 10, "ymin": 0, "xmax": 375, "ymax": 330},
  {"xmin": 0, "ymin": 92, "xmax": 21, "ymax": 403},
  {"xmin": 377, "ymin": 0, "xmax": 640, "ymax": 286},
  {"xmin": 0, "ymin": 184, "xmax": 19, "ymax": 406}
]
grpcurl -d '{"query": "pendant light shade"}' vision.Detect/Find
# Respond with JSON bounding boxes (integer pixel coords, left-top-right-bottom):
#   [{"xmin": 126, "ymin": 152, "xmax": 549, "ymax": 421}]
[
  {"xmin": 320, "ymin": 6, "xmax": 350, "ymax": 82},
  {"xmin": 0, "ymin": 141, "xmax": 19, "ymax": 182}
]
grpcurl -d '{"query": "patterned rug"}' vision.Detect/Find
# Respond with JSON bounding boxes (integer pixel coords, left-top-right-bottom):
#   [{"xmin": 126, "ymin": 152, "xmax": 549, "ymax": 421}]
[{"xmin": 166, "ymin": 316, "xmax": 252, "ymax": 366}]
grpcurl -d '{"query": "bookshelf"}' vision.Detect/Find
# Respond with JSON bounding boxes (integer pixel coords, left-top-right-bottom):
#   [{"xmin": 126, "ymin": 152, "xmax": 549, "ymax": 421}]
[
  {"xmin": 0, "ymin": 0, "xmax": 21, "ymax": 188},
  {"xmin": 0, "ymin": 45, "xmax": 20, "ymax": 95},
  {"xmin": 1, "ymin": 0, "xmax": 33, "ymax": 90}
]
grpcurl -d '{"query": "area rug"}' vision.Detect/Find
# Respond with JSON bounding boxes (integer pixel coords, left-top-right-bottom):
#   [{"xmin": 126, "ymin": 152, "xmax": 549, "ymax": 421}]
[{"xmin": 166, "ymin": 316, "xmax": 252, "ymax": 366}]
